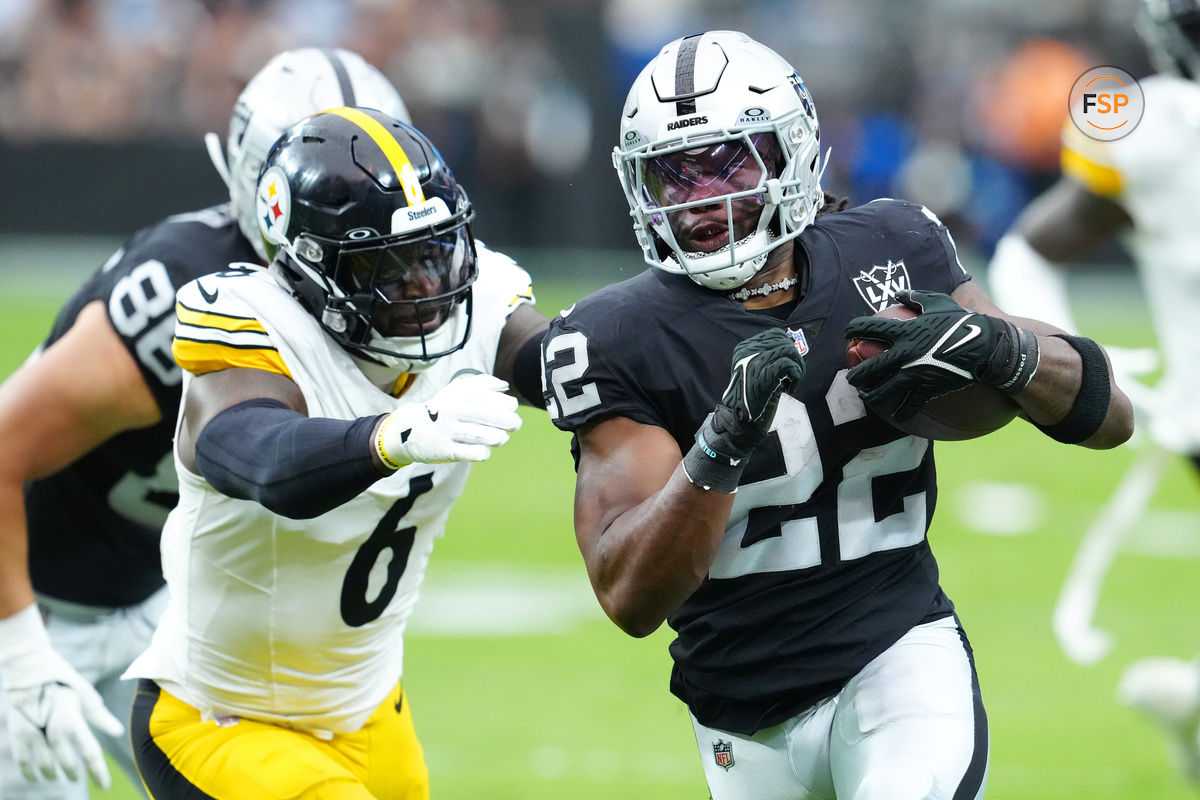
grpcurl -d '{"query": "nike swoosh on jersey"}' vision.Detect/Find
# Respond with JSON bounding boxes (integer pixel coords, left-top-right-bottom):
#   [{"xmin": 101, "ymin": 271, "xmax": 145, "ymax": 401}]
[
  {"xmin": 197, "ymin": 282, "xmax": 219, "ymax": 304},
  {"xmin": 427, "ymin": 409, "xmax": 439, "ymax": 422},
  {"xmin": 942, "ymin": 323, "xmax": 981, "ymax": 354}
]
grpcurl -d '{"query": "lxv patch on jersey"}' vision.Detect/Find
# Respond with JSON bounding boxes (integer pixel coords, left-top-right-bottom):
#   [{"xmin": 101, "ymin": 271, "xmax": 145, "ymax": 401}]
[{"xmin": 853, "ymin": 259, "xmax": 911, "ymax": 312}]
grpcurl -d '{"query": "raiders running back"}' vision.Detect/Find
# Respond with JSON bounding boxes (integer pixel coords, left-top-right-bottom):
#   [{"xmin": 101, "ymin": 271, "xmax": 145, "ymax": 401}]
[
  {"xmin": 25, "ymin": 204, "xmax": 258, "ymax": 607},
  {"xmin": 542, "ymin": 198, "xmax": 970, "ymax": 734}
]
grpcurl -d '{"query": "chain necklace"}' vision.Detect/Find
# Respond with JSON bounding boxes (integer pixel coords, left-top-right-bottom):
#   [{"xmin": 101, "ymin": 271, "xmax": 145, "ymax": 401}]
[{"xmin": 730, "ymin": 275, "xmax": 799, "ymax": 302}]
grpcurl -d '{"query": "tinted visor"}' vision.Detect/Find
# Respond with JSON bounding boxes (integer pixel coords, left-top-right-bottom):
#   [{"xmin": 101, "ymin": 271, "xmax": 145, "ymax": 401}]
[
  {"xmin": 332, "ymin": 224, "xmax": 476, "ymax": 338},
  {"xmin": 641, "ymin": 133, "xmax": 782, "ymax": 209}
]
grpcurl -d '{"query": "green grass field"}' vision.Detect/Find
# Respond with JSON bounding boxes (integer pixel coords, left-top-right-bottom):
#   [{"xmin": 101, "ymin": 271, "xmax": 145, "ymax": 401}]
[{"xmin": 2, "ymin": 245, "xmax": 1197, "ymax": 799}]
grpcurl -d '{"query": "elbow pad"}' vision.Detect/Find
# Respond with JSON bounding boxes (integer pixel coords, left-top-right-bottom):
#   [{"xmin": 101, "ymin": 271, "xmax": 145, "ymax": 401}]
[{"xmin": 195, "ymin": 398, "xmax": 384, "ymax": 519}]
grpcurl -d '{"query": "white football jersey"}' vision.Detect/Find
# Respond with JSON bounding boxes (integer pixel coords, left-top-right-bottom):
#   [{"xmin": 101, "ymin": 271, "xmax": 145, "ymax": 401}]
[
  {"xmin": 1062, "ymin": 74, "xmax": 1200, "ymax": 438},
  {"xmin": 125, "ymin": 245, "xmax": 534, "ymax": 734}
]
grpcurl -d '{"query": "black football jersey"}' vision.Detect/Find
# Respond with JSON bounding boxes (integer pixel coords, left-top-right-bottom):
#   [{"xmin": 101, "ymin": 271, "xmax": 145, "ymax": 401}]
[
  {"xmin": 25, "ymin": 204, "xmax": 260, "ymax": 607},
  {"xmin": 542, "ymin": 199, "xmax": 972, "ymax": 734}
]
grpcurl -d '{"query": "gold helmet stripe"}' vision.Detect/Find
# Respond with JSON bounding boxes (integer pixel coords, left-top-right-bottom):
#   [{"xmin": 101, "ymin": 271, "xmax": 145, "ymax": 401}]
[{"xmin": 324, "ymin": 107, "xmax": 426, "ymax": 206}]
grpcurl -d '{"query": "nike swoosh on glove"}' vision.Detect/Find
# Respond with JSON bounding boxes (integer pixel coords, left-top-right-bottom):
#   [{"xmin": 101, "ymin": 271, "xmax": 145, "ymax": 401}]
[
  {"xmin": 844, "ymin": 289, "xmax": 1039, "ymax": 421},
  {"xmin": 717, "ymin": 327, "xmax": 808, "ymax": 447},
  {"xmin": 376, "ymin": 372, "xmax": 523, "ymax": 467},
  {"xmin": 682, "ymin": 327, "xmax": 807, "ymax": 493},
  {"xmin": 0, "ymin": 605, "xmax": 122, "ymax": 789}
]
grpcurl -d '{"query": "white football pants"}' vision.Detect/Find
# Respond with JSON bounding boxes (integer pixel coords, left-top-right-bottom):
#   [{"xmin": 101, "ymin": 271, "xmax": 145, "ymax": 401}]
[{"xmin": 691, "ymin": 616, "xmax": 989, "ymax": 800}]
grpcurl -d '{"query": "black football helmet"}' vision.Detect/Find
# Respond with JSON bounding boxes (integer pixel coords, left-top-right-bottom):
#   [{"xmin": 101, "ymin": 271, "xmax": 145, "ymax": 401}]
[
  {"xmin": 257, "ymin": 106, "xmax": 477, "ymax": 368},
  {"xmin": 1142, "ymin": 0, "xmax": 1200, "ymax": 80}
]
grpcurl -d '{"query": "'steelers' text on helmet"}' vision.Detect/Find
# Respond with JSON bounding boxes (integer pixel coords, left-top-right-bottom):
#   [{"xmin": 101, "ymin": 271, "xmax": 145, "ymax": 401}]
[
  {"xmin": 614, "ymin": 30, "xmax": 825, "ymax": 292},
  {"xmin": 257, "ymin": 107, "xmax": 478, "ymax": 369},
  {"xmin": 207, "ymin": 47, "xmax": 412, "ymax": 262},
  {"xmin": 1141, "ymin": 0, "xmax": 1200, "ymax": 80}
]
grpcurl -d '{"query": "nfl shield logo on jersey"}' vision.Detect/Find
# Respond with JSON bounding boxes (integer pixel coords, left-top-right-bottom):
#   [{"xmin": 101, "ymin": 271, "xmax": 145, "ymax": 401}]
[
  {"xmin": 853, "ymin": 259, "xmax": 911, "ymax": 312},
  {"xmin": 787, "ymin": 327, "xmax": 809, "ymax": 356},
  {"xmin": 713, "ymin": 739, "xmax": 734, "ymax": 771}
]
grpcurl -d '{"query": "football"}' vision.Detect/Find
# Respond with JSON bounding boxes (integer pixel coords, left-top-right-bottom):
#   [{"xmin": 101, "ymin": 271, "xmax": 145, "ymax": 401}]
[{"xmin": 847, "ymin": 304, "xmax": 1021, "ymax": 441}]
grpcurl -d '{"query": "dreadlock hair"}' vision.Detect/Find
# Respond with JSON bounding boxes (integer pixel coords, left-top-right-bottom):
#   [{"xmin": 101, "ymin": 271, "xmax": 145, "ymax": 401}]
[{"xmin": 816, "ymin": 191, "xmax": 850, "ymax": 217}]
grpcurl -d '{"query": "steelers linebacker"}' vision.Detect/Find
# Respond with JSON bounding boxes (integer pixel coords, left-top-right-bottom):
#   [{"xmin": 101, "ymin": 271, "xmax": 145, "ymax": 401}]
[
  {"xmin": 988, "ymin": 0, "xmax": 1200, "ymax": 784},
  {"xmin": 122, "ymin": 108, "xmax": 547, "ymax": 798},
  {"xmin": 988, "ymin": 1, "xmax": 1200, "ymax": 460}
]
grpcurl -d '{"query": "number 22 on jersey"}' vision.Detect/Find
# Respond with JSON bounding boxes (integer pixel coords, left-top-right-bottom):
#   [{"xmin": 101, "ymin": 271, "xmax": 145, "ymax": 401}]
[{"xmin": 543, "ymin": 330, "xmax": 931, "ymax": 581}]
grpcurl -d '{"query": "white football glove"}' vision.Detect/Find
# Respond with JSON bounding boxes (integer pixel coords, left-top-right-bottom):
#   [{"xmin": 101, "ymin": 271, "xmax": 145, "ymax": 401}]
[
  {"xmin": 375, "ymin": 372, "xmax": 522, "ymax": 467},
  {"xmin": 0, "ymin": 604, "xmax": 122, "ymax": 789}
]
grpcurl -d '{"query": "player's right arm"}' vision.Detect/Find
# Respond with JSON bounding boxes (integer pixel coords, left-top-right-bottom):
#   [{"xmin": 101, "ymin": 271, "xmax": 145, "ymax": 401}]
[
  {"xmin": 573, "ymin": 417, "xmax": 734, "ymax": 638},
  {"xmin": 1011, "ymin": 176, "xmax": 1133, "ymax": 263},
  {"xmin": 989, "ymin": 179, "xmax": 1132, "ymax": 332},
  {"xmin": 988, "ymin": 118, "xmax": 1134, "ymax": 331},
  {"xmin": 568, "ymin": 329, "xmax": 805, "ymax": 638},
  {"xmin": 173, "ymin": 279, "xmax": 521, "ymax": 520},
  {"xmin": 0, "ymin": 300, "xmax": 156, "ymax": 788}
]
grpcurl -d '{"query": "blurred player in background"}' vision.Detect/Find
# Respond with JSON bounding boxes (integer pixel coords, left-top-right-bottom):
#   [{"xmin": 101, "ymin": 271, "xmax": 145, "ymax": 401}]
[
  {"xmin": 541, "ymin": 30, "xmax": 1132, "ymax": 800},
  {"xmin": 987, "ymin": 0, "xmax": 1200, "ymax": 784},
  {"xmin": 0, "ymin": 47, "xmax": 414, "ymax": 797},
  {"xmin": 124, "ymin": 107, "xmax": 547, "ymax": 799}
]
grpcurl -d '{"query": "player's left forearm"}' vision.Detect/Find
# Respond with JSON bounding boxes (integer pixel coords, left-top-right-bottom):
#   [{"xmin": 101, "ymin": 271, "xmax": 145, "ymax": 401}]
[{"xmin": 1014, "ymin": 333, "xmax": 1134, "ymax": 449}]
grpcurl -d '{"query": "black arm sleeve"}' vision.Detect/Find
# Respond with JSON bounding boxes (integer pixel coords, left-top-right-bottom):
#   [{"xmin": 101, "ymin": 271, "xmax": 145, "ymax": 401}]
[
  {"xmin": 511, "ymin": 333, "xmax": 547, "ymax": 409},
  {"xmin": 195, "ymin": 398, "xmax": 387, "ymax": 520}
]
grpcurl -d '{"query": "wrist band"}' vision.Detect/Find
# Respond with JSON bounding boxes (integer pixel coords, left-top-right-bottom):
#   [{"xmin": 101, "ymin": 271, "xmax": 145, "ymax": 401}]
[
  {"xmin": 681, "ymin": 412, "xmax": 750, "ymax": 494},
  {"xmin": 981, "ymin": 318, "xmax": 1040, "ymax": 396},
  {"xmin": 374, "ymin": 415, "xmax": 406, "ymax": 471},
  {"xmin": 1035, "ymin": 334, "xmax": 1111, "ymax": 444}
]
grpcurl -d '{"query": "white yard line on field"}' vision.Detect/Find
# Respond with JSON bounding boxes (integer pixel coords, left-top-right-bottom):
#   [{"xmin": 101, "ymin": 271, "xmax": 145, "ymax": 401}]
[{"xmin": 409, "ymin": 563, "xmax": 603, "ymax": 635}]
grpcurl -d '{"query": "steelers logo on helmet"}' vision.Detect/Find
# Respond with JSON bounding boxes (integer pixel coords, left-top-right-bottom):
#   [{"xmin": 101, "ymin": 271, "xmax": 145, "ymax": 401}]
[
  {"xmin": 257, "ymin": 106, "xmax": 478, "ymax": 373},
  {"xmin": 256, "ymin": 165, "xmax": 292, "ymax": 251}
]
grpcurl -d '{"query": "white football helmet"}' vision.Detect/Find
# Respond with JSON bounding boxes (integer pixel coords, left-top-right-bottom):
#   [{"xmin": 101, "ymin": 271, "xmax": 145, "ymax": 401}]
[
  {"xmin": 206, "ymin": 47, "xmax": 412, "ymax": 262},
  {"xmin": 1141, "ymin": 0, "xmax": 1200, "ymax": 80},
  {"xmin": 613, "ymin": 30, "xmax": 825, "ymax": 291}
]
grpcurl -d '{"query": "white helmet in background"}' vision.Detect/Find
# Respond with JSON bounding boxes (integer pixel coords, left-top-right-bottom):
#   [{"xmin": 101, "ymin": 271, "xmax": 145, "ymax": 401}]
[
  {"xmin": 613, "ymin": 31, "xmax": 825, "ymax": 291},
  {"xmin": 206, "ymin": 47, "xmax": 412, "ymax": 261}
]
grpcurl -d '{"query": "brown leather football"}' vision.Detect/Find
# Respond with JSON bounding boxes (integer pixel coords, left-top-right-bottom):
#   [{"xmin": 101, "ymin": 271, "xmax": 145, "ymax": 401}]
[{"xmin": 847, "ymin": 303, "xmax": 914, "ymax": 367}]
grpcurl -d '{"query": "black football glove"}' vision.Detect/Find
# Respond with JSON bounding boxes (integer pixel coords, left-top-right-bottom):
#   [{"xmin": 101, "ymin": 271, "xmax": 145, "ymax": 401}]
[
  {"xmin": 682, "ymin": 328, "xmax": 806, "ymax": 493},
  {"xmin": 844, "ymin": 289, "xmax": 1039, "ymax": 422}
]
